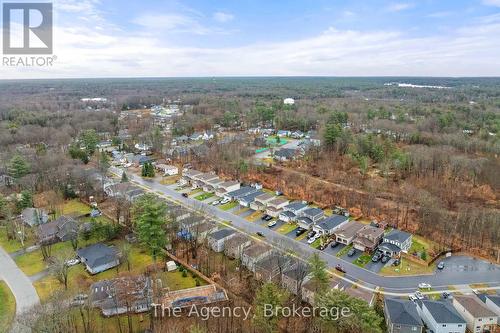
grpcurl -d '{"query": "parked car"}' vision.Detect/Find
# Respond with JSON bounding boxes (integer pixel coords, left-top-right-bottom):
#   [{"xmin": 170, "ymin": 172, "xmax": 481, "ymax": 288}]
[
  {"xmin": 335, "ymin": 264, "xmax": 346, "ymax": 273},
  {"xmin": 392, "ymin": 259, "xmax": 401, "ymax": 266},
  {"xmin": 256, "ymin": 232, "xmax": 265, "ymax": 238},
  {"xmin": 442, "ymin": 292, "xmax": 451, "ymax": 299},
  {"xmin": 307, "ymin": 235, "xmax": 319, "ymax": 244},
  {"xmin": 371, "ymin": 252, "xmax": 383, "ymax": 262},
  {"xmin": 307, "ymin": 231, "xmax": 316, "ymax": 239},
  {"xmin": 295, "ymin": 227, "xmax": 306, "ymax": 236},
  {"xmin": 211, "ymin": 200, "xmax": 220, "ymax": 206},
  {"xmin": 182, "ymin": 193, "xmax": 189, "ymax": 198},
  {"xmin": 418, "ymin": 283, "xmax": 432, "ymax": 289},
  {"xmin": 347, "ymin": 248, "xmax": 356, "ymax": 257},
  {"xmin": 267, "ymin": 220, "xmax": 277, "ymax": 228},
  {"xmin": 261, "ymin": 214, "xmax": 273, "ymax": 221},
  {"xmin": 437, "ymin": 261, "xmax": 445, "ymax": 270},
  {"xmin": 381, "ymin": 255, "xmax": 390, "ymax": 264},
  {"xmin": 414, "ymin": 291, "xmax": 425, "ymax": 300},
  {"xmin": 408, "ymin": 294, "xmax": 418, "ymax": 302},
  {"xmin": 330, "ymin": 241, "xmax": 339, "ymax": 248},
  {"xmin": 220, "ymin": 198, "xmax": 231, "ymax": 204}
]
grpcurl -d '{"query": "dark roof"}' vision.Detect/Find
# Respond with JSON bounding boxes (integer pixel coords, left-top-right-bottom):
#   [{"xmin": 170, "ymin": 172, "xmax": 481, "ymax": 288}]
[
  {"xmin": 302, "ymin": 207, "xmax": 324, "ymax": 218},
  {"xmin": 379, "ymin": 242, "xmax": 402, "ymax": 253},
  {"xmin": 385, "ymin": 299, "xmax": 423, "ymax": 327},
  {"xmin": 239, "ymin": 190, "xmax": 264, "ymax": 203},
  {"xmin": 226, "ymin": 186, "xmax": 258, "ymax": 199},
  {"xmin": 274, "ymin": 148, "xmax": 297, "ymax": 159},
  {"xmin": 316, "ymin": 214, "xmax": 348, "ymax": 231},
  {"xmin": 77, "ymin": 243, "xmax": 118, "ymax": 269},
  {"xmin": 38, "ymin": 215, "xmax": 78, "ymax": 241},
  {"xmin": 384, "ymin": 229, "xmax": 412, "ymax": 243},
  {"xmin": 419, "ymin": 300, "xmax": 466, "ymax": 324},
  {"xmin": 484, "ymin": 294, "xmax": 500, "ymax": 307},
  {"xmin": 209, "ymin": 228, "xmax": 236, "ymax": 241},
  {"xmin": 284, "ymin": 201, "xmax": 307, "ymax": 212},
  {"xmin": 279, "ymin": 210, "xmax": 296, "ymax": 218},
  {"xmin": 297, "ymin": 216, "xmax": 313, "ymax": 226}
]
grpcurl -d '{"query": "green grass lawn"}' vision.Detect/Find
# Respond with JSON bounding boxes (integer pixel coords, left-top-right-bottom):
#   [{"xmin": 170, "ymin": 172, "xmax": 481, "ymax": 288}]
[
  {"xmin": 194, "ymin": 192, "xmax": 214, "ymax": 201},
  {"xmin": 310, "ymin": 238, "xmax": 322, "ymax": 249},
  {"xmin": 220, "ymin": 201, "xmax": 238, "ymax": 211},
  {"xmin": 353, "ymin": 254, "xmax": 372, "ymax": 267},
  {"xmin": 15, "ymin": 241, "xmax": 77, "ymax": 276},
  {"xmin": 277, "ymin": 223, "xmax": 297, "ymax": 235},
  {"xmin": 336, "ymin": 244, "xmax": 353, "ymax": 257},
  {"xmin": 0, "ymin": 227, "xmax": 36, "ymax": 253},
  {"xmin": 245, "ymin": 211, "xmax": 263, "ymax": 222},
  {"xmin": 0, "ymin": 281, "xmax": 15, "ymax": 333},
  {"xmin": 379, "ymin": 257, "xmax": 434, "ymax": 276},
  {"xmin": 188, "ymin": 188, "xmax": 203, "ymax": 196},
  {"xmin": 60, "ymin": 199, "xmax": 91, "ymax": 216},
  {"xmin": 160, "ymin": 270, "xmax": 207, "ymax": 291},
  {"xmin": 160, "ymin": 175, "xmax": 180, "ymax": 185}
]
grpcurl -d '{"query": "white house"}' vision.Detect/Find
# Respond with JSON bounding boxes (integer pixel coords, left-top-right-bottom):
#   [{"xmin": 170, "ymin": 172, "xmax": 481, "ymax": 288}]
[
  {"xmin": 480, "ymin": 295, "xmax": 500, "ymax": 324},
  {"xmin": 313, "ymin": 214, "xmax": 349, "ymax": 236},
  {"xmin": 215, "ymin": 180, "xmax": 241, "ymax": 197},
  {"xmin": 156, "ymin": 164, "xmax": 179, "ymax": 176},
  {"xmin": 379, "ymin": 229, "xmax": 413, "ymax": 256},
  {"xmin": 249, "ymin": 193, "xmax": 275, "ymax": 211},
  {"xmin": 283, "ymin": 98, "xmax": 295, "ymax": 105},
  {"xmin": 452, "ymin": 295, "xmax": 498, "ymax": 333},
  {"xmin": 416, "ymin": 300, "xmax": 466, "ymax": 333},
  {"xmin": 207, "ymin": 229, "xmax": 236, "ymax": 252},
  {"xmin": 279, "ymin": 201, "xmax": 308, "ymax": 222}
]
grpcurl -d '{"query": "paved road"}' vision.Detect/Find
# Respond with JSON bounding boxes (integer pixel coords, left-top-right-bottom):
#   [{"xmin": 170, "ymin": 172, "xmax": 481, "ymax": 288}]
[
  {"xmin": 0, "ymin": 246, "xmax": 39, "ymax": 331},
  {"xmin": 114, "ymin": 167, "xmax": 500, "ymax": 294}
]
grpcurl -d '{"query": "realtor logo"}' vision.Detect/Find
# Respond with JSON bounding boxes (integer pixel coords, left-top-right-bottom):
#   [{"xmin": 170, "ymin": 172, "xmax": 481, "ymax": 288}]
[{"xmin": 2, "ymin": 2, "xmax": 53, "ymax": 54}]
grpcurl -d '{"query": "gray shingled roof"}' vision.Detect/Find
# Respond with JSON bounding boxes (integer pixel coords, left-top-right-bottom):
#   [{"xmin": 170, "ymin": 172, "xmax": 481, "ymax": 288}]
[
  {"xmin": 209, "ymin": 228, "xmax": 236, "ymax": 241},
  {"xmin": 77, "ymin": 243, "xmax": 118, "ymax": 270},
  {"xmin": 316, "ymin": 214, "xmax": 348, "ymax": 231},
  {"xmin": 226, "ymin": 186, "xmax": 258, "ymax": 199},
  {"xmin": 384, "ymin": 229, "xmax": 412, "ymax": 243},
  {"xmin": 420, "ymin": 300, "xmax": 466, "ymax": 324},
  {"xmin": 284, "ymin": 201, "xmax": 307, "ymax": 212},
  {"xmin": 385, "ymin": 299, "xmax": 423, "ymax": 326},
  {"xmin": 302, "ymin": 207, "xmax": 323, "ymax": 218}
]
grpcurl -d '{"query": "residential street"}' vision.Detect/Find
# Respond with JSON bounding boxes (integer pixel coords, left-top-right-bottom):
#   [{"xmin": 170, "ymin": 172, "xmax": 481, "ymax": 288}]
[
  {"xmin": 0, "ymin": 245, "xmax": 40, "ymax": 332},
  {"xmin": 114, "ymin": 167, "xmax": 500, "ymax": 295}
]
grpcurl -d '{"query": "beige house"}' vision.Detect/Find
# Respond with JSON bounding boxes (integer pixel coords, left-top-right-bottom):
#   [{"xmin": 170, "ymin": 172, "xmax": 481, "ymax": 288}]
[
  {"xmin": 224, "ymin": 234, "xmax": 252, "ymax": 259},
  {"xmin": 266, "ymin": 197, "xmax": 290, "ymax": 217},
  {"xmin": 352, "ymin": 225, "xmax": 384, "ymax": 252},
  {"xmin": 249, "ymin": 193, "xmax": 275, "ymax": 211},
  {"xmin": 241, "ymin": 242, "xmax": 273, "ymax": 272},
  {"xmin": 452, "ymin": 295, "xmax": 498, "ymax": 333},
  {"xmin": 334, "ymin": 221, "xmax": 364, "ymax": 245}
]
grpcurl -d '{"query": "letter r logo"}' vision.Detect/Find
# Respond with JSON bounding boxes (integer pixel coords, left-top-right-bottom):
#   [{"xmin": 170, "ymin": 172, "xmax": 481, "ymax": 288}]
[{"xmin": 2, "ymin": 2, "xmax": 53, "ymax": 54}]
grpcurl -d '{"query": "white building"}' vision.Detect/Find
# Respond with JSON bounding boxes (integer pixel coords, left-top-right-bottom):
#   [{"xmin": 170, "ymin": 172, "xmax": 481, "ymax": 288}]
[
  {"xmin": 416, "ymin": 300, "xmax": 466, "ymax": 333},
  {"xmin": 283, "ymin": 98, "xmax": 295, "ymax": 105}
]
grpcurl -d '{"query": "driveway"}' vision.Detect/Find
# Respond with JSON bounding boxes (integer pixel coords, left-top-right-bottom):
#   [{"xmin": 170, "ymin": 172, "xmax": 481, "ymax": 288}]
[{"xmin": 0, "ymin": 246, "xmax": 40, "ymax": 318}]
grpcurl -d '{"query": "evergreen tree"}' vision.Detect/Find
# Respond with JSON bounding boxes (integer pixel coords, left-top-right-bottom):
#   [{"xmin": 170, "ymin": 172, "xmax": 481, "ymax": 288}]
[
  {"xmin": 17, "ymin": 190, "xmax": 33, "ymax": 210},
  {"xmin": 8, "ymin": 154, "xmax": 30, "ymax": 179},
  {"xmin": 308, "ymin": 253, "xmax": 330, "ymax": 294},
  {"xmin": 80, "ymin": 129, "xmax": 99, "ymax": 156},
  {"xmin": 121, "ymin": 172, "xmax": 128, "ymax": 182},
  {"xmin": 253, "ymin": 282, "xmax": 288, "ymax": 333}
]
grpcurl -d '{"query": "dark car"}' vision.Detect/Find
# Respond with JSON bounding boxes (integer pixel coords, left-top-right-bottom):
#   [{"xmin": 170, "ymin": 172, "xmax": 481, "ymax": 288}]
[
  {"xmin": 182, "ymin": 193, "xmax": 189, "ymax": 198},
  {"xmin": 330, "ymin": 241, "xmax": 339, "ymax": 248},
  {"xmin": 335, "ymin": 264, "xmax": 346, "ymax": 273},
  {"xmin": 392, "ymin": 259, "xmax": 401, "ymax": 266},
  {"xmin": 371, "ymin": 253, "xmax": 382, "ymax": 262},
  {"xmin": 347, "ymin": 248, "xmax": 356, "ymax": 257},
  {"xmin": 381, "ymin": 255, "xmax": 390, "ymax": 264},
  {"xmin": 261, "ymin": 214, "xmax": 272, "ymax": 221},
  {"xmin": 295, "ymin": 227, "xmax": 306, "ymax": 236},
  {"xmin": 256, "ymin": 232, "xmax": 265, "ymax": 238}
]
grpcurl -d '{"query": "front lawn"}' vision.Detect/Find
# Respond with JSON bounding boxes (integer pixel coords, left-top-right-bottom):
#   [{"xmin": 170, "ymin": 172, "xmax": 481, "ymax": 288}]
[
  {"xmin": 188, "ymin": 188, "xmax": 203, "ymax": 196},
  {"xmin": 310, "ymin": 238, "xmax": 322, "ymax": 249},
  {"xmin": 354, "ymin": 254, "xmax": 372, "ymax": 267},
  {"xmin": 336, "ymin": 244, "xmax": 352, "ymax": 257},
  {"xmin": 194, "ymin": 192, "xmax": 214, "ymax": 201},
  {"xmin": 160, "ymin": 175, "xmax": 180, "ymax": 185},
  {"xmin": 277, "ymin": 223, "xmax": 297, "ymax": 235},
  {"xmin": 245, "ymin": 211, "xmax": 263, "ymax": 222},
  {"xmin": 379, "ymin": 257, "xmax": 434, "ymax": 276},
  {"xmin": 0, "ymin": 226, "xmax": 35, "ymax": 253},
  {"xmin": 219, "ymin": 201, "xmax": 238, "ymax": 211},
  {"xmin": 60, "ymin": 199, "xmax": 91, "ymax": 216},
  {"xmin": 0, "ymin": 282, "xmax": 15, "ymax": 333},
  {"xmin": 15, "ymin": 241, "xmax": 76, "ymax": 276}
]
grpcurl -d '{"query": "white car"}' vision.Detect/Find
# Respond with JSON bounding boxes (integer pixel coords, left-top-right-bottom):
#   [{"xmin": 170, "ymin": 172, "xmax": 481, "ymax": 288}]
[
  {"xmin": 211, "ymin": 200, "xmax": 220, "ymax": 206},
  {"xmin": 65, "ymin": 258, "xmax": 80, "ymax": 267},
  {"xmin": 220, "ymin": 198, "xmax": 231, "ymax": 205},
  {"xmin": 307, "ymin": 235, "xmax": 319, "ymax": 244},
  {"xmin": 267, "ymin": 220, "xmax": 277, "ymax": 228},
  {"xmin": 408, "ymin": 294, "xmax": 418, "ymax": 302},
  {"xmin": 414, "ymin": 291, "xmax": 425, "ymax": 300},
  {"xmin": 418, "ymin": 283, "xmax": 432, "ymax": 289}
]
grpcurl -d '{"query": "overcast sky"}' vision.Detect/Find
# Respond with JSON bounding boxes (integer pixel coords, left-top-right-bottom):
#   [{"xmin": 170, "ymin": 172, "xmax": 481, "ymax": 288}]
[{"xmin": 2, "ymin": 0, "xmax": 500, "ymax": 79}]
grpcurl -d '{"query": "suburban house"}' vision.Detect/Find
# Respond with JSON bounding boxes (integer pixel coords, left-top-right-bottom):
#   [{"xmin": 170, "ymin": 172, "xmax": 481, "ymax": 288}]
[
  {"xmin": 242, "ymin": 242, "xmax": 273, "ymax": 273},
  {"xmin": 279, "ymin": 201, "xmax": 308, "ymax": 222},
  {"xmin": 203, "ymin": 177, "xmax": 223, "ymax": 193},
  {"xmin": 300, "ymin": 207, "xmax": 324, "ymax": 224},
  {"xmin": 207, "ymin": 228, "xmax": 237, "ymax": 252},
  {"xmin": 281, "ymin": 263, "xmax": 309, "ymax": 295},
  {"xmin": 274, "ymin": 148, "xmax": 298, "ymax": 162},
  {"xmin": 155, "ymin": 164, "xmax": 178, "ymax": 176},
  {"xmin": 182, "ymin": 169, "xmax": 203, "ymax": 185},
  {"xmin": 104, "ymin": 182, "xmax": 144, "ymax": 202},
  {"xmin": 37, "ymin": 215, "xmax": 79, "ymax": 244},
  {"xmin": 224, "ymin": 186, "xmax": 259, "ymax": 201},
  {"xmin": 452, "ymin": 295, "xmax": 498, "ymax": 333},
  {"xmin": 334, "ymin": 221, "xmax": 365, "ymax": 245},
  {"xmin": 255, "ymin": 253, "xmax": 292, "ymax": 282},
  {"xmin": 313, "ymin": 214, "xmax": 349, "ymax": 236},
  {"xmin": 352, "ymin": 225, "xmax": 385, "ymax": 252},
  {"xmin": 90, "ymin": 275, "xmax": 152, "ymax": 316},
  {"xmin": 479, "ymin": 294, "xmax": 500, "ymax": 323},
  {"xmin": 416, "ymin": 300, "xmax": 466, "ymax": 333},
  {"xmin": 20, "ymin": 207, "xmax": 49, "ymax": 227},
  {"xmin": 379, "ymin": 229, "xmax": 413, "ymax": 257},
  {"xmin": 266, "ymin": 197, "xmax": 290, "ymax": 217},
  {"xmin": 301, "ymin": 278, "xmax": 342, "ymax": 305},
  {"xmin": 132, "ymin": 155, "xmax": 153, "ymax": 166},
  {"xmin": 384, "ymin": 299, "xmax": 424, "ymax": 333},
  {"xmin": 215, "ymin": 180, "xmax": 240, "ymax": 197},
  {"xmin": 77, "ymin": 243, "xmax": 120, "ymax": 275},
  {"xmin": 224, "ymin": 234, "xmax": 252, "ymax": 259},
  {"xmin": 249, "ymin": 193, "xmax": 276, "ymax": 211},
  {"xmin": 238, "ymin": 190, "xmax": 264, "ymax": 208},
  {"xmin": 162, "ymin": 285, "xmax": 228, "ymax": 310}
]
